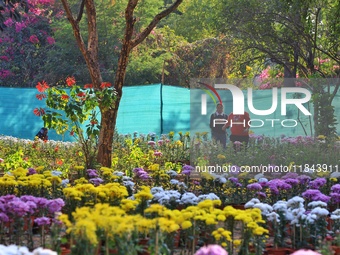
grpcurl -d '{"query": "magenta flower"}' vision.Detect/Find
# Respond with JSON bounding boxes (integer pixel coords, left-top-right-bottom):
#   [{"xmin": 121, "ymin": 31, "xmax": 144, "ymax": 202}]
[
  {"xmin": 46, "ymin": 36, "xmax": 55, "ymax": 45},
  {"xmin": 194, "ymin": 245, "xmax": 228, "ymax": 255},
  {"xmin": 290, "ymin": 249, "xmax": 321, "ymax": 255},
  {"xmin": 28, "ymin": 35, "xmax": 39, "ymax": 44}
]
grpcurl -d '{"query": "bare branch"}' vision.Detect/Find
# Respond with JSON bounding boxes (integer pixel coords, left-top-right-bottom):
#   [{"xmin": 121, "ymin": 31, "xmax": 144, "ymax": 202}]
[{"xmin": 76, "ymin": 0, "xmax": 86, "ymax": 22}]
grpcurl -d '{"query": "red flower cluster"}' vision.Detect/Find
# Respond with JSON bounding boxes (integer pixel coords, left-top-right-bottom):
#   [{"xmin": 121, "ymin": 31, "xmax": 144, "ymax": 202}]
[
  {"xmin": 84, "ymin": 84, "xmax": 93, "ymax": 89},
  {"xmin": 100, "ymin": 82, "xmax": 111, "ymax": 89},
  {"xmin": 36, "ymin": 81, "xmax": 49, "ymax": 93},
  {"xmin": 66, "ymin": 77, "xmax": 76, "ymax": 87},
  {"xmin": 33, "ymin": 107, "xmax": 45, "ymax": 116}
]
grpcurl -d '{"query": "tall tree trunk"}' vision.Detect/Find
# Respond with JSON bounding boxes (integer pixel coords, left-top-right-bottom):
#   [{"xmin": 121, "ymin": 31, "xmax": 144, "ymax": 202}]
[
  {"xmin": 97, "ymin": 100, "xmax": 120, "ymax": 167},
  {"xmin": 61, "ymin": 0, "xmax": 183, "ymax": 167}
]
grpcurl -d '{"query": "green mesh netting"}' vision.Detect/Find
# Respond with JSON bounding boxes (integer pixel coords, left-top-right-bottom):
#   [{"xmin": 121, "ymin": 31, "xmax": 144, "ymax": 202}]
[{"xmin": 0, "ymin": 84, "xmax": 338, "ymax": 141}]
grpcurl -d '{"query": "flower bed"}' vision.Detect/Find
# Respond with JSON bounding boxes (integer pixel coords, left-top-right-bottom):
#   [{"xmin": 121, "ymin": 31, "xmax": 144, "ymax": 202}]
[{"xmin": 0, "ymin": 133, "xmax": 339, "ymax": 254}]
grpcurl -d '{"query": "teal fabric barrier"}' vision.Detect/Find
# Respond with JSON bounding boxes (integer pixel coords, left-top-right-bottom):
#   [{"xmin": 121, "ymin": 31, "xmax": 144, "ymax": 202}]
[{"xmin": 0, "ymin": 85, "xmax": 338, "ymax": 141}]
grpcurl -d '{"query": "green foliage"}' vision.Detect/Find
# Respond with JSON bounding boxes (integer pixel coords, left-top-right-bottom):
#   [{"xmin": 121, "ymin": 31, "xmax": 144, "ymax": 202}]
[{"xmin": 35, "ymin": 79, "xmax": 117, "ymax": 168}]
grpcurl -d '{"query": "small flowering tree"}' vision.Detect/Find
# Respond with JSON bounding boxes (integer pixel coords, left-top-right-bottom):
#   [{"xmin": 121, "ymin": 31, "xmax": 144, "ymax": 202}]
[{"xmin": 34, "ymin": 77, "xmax": 117, "ymax": 168}]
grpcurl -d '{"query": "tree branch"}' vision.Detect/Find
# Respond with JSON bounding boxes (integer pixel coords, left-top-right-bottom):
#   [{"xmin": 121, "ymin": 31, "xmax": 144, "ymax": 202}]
[{"xmin": 131, "ymin": 0, "xmax": 182, "ymax": 48}]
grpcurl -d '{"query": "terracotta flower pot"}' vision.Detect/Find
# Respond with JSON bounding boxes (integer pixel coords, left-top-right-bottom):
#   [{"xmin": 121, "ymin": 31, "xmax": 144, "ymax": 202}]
[
  {"xmin": 266, "ymin": 247, "xmax": 291, "ymax": 255},
  {"xmin": 137, "ymin": 238, "xmax": 150, "ymax": 255},
  {"xmin": 332, "ymin": 246, "xmax": 340, "ymax": 255},
  {"xmin": 231, "ymin": 204, "xmax": 246, "ymax": 210},
  {"xmin": 60, "ymin": 247, "xmax": 71, "ymax": 255}
]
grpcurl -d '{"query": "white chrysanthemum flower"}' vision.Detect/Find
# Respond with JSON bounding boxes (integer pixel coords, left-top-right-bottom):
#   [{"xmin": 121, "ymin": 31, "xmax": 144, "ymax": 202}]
[
  {"xmin": 150, "ymin": 187, "xmax": 164, "ymax": 194},
  {"xmin": 181, "ymin": 192, "xmax": 198, "ymax": 205},
  {"xmin": 113, "ymin": 171, "xmax": 124, "ymax": 177},
  {"xmin": 266, "ymin": 212, "xmax": 280, "ymax": 223},
  {"xmin": 170, "ymin": 179, "xmax": 179, "ymax": 185},
  {"xmin": 287, "ymin": 196, "xmax": 305, "ymax": 208},
  {"xmin": 123, "ymin": 181, "xmax": 135, "ymax": 188},
  {"xmin": 166, "ymin": 170, "xmax": 178, "ymax": 177},
  {"xmin": 245, "ymin": 198, "xmax": 261, "ymax": 208},
  {"xmin": 308, "ymin": 201, "xmax": 327, "ymax": 208},
  {"xmin": 273, "ymin": 200, "xmax": 288, "ymax": 212},
  {"xmin": 310, "ymin": 207, "xmax": 329, "ymax": 217},
  {"xmin": 253, "ymin": 203, "xmax": 273, "ymax": 215}
]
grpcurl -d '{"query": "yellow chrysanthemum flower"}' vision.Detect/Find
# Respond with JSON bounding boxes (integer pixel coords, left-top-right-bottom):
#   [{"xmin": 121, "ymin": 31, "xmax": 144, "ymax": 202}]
[
  {"xmin": 233, "ymin": 240, "xmax": 242, "ymax": 247},
  {"xmin": 181, "ymin": 220, "xmax": 192, "ymax": 229}
]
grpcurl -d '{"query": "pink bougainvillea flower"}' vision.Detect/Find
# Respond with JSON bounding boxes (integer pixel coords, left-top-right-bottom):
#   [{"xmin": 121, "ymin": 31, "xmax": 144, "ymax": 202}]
[
  {"xmin": 29, "ymin": 35, "xmax": 39, "ymax": 44},
  {"xmin": 46, "ymin": 36, "xmax": 55, "ymax": 45}
]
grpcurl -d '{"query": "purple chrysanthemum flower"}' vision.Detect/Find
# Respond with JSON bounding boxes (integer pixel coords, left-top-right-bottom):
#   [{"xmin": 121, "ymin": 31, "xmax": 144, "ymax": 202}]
[
  {"xmin": 256, "ymin": 192, "xmax": 267, "ymax": 199},
  {"xmin": 228, "ymin": 177, "xmax": 239, "ymax": 184},
  {"xmin": 34, "ymin": 217, "xmax": 51, "ymax": 226},
  {"xmin": 267, "ymin": 179, "xmax": 292, "ymax": 190},
  {"xmin": 27, "ymin": 168, "xmax": 37, "ymax": 175},
  {"xmin": 7, "ymin": 199, "xmax": 30, "ymax": 217},
  {"xmin": 89, "ymin": 178, "xmax": 104, "ymax": 186},
  {"xmin": 20, "ymin": 195, "xmax": 37, "ymax": 203},
  {"xmin": 0, "ymin": 195, "xmax": 16, "ymax": 203},
  {"xmin": 309, "ymin": 178, "xmax": 327, "ymax": 189},
  {"xmin": 282, "ymin": 172, "xmax": 299, "ymax": 179},
  {"xmin": 35, "ymin": 197, "xmax": 48, "ymax": 208},
  {"xmin": 330, "ymin": 193, "xmax": 340, "ymax": 204},
  {"xmin": 47, "ymin": 198, "xmax": 65, "ymax": 214},
  {"xmin": 181, "ymin": 165, "xmax": 194, "ymax": 176},
  {"xmin": 297, "ymin": 175, "xmax": 311, "ymax": 185},
  {"xmin": 25, "ymin": 201, "xmax": 38, "ymax": 214},
  {"xmin": 247, "ymin": 183, "xmax": 262, "ymax": 191},
  {"xmin": 86, "ymin": 169, "xmax": 99, "ymax": 178},
  {"xmin": 331, "ymin": 184, "xmax": 340, "ymax": 193},
  {"xmin": 302, "ymin": 189, "xmax": 330, "ymax": 203},
  {"xmin": 284, "ymin": 178, "xmax": 300, "ymax": 186},
  {"xmin": 0, "ymin": 212, "xmax": 9, "ymax": 222}
]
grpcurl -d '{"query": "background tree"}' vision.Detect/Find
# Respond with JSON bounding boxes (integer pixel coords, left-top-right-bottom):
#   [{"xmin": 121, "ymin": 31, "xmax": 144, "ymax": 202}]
[{"xmin": 218, "ymin": 0, "xmax": 340, "ymax": 138}]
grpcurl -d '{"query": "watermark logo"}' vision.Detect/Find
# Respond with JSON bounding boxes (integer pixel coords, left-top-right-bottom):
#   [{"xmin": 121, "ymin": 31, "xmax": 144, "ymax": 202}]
[{"xmin": 200, "ymin": 84, "xmax": 312, "ymax": 116}]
